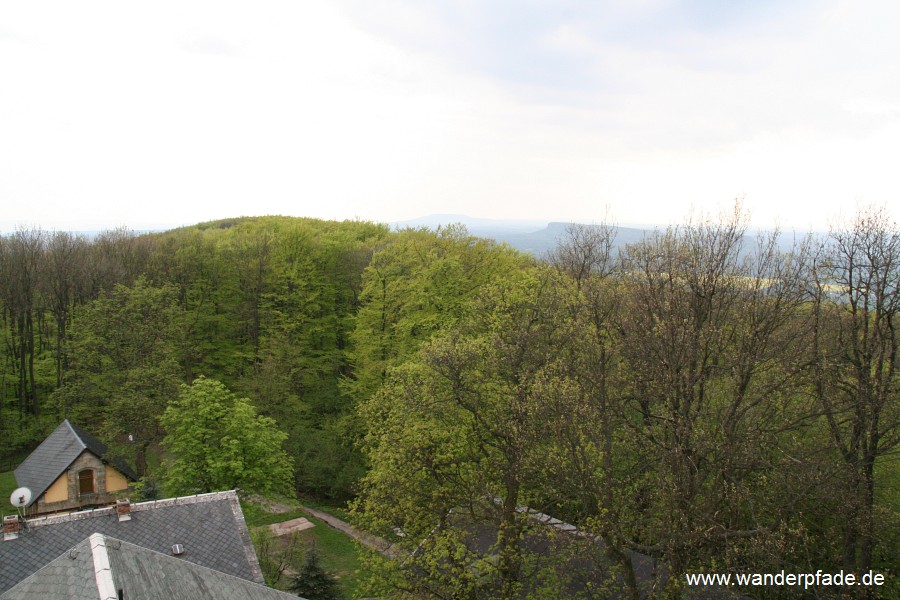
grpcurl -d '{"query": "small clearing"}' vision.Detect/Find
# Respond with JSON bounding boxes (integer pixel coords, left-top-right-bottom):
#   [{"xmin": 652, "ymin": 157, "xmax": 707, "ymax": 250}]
[{"xmin": 268, "ymin": 517, "xmax": 315, "ymax": 536}]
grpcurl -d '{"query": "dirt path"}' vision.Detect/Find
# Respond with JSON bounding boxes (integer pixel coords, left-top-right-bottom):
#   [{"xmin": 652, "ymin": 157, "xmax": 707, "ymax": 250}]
[{"xmin": 299, "ymin": 506, "xmax": 403, "ymax": 559}]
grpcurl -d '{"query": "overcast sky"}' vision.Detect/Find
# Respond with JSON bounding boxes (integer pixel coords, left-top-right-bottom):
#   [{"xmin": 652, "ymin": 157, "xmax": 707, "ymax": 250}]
[{"xmin": 2, "ymin": 1, "xmax": 898, "ymax": 232}]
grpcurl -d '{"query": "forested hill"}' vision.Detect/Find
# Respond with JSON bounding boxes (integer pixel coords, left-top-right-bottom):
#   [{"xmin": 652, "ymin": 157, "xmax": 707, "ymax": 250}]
[
  {"xmin": 1, "ymin": 212, "xmax": 897, "ymax": 597},
  {"xmin": 0, "ymin": 215, "xmax": 526, "ymax": 495}
]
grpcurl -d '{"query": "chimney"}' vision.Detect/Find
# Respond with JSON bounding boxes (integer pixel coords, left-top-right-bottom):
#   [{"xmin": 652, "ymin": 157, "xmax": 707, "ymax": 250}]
[
  {"xmin": 3, "ymin": 515, "xmax": 20, "ymax": 541},
  {"xmin": 115, "ymin": 498, "xmax": 132, "ymax": 522}
]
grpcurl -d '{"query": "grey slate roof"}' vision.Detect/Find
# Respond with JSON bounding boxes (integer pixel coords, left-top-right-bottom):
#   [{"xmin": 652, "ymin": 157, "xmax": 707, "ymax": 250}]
[
  {"xmin": 0, "ymin": 491, "xmax": 263, "ymax": 594},
  {"xmin": 13, "ymin": 420, "xmax": 138, "ymax": 506},
  {"xmin": 0, "ymin": 537, "xmax": 99, "ymax": 600},
  {"xmin": 0, "ymin": 534, "xmax": 302, "ymax": 600}
]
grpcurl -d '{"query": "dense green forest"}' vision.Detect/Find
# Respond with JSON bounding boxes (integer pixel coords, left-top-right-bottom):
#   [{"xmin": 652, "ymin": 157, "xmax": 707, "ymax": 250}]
[{"xmin": 0, "ymin": 210, "xmax": 897, "ymax": 598}]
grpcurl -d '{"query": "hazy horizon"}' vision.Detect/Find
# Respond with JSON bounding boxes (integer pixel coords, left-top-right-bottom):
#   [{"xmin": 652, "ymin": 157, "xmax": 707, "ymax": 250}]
[{"xmin": 0, "ymin": 210, "xmax": 840, "ymax": 237}]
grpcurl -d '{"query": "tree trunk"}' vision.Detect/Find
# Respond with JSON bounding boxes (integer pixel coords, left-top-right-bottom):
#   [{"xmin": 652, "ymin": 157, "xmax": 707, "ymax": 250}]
[{"xmin": 497, "ymin": 475, "xmax": 522, "ymax": 600}]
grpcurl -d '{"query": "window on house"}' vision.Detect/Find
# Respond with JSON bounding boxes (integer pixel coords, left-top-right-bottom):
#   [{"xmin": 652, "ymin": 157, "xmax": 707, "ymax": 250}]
[{"xmin": 78, "ymin": 469, "xmax": 95, "ymax": 495}]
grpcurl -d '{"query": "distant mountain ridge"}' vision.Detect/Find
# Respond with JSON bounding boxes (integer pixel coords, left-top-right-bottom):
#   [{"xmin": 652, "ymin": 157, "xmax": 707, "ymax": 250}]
[
  {"xmin": 390, "ymin": 215, "xmax": 811, "ymax": 257},
  {"xmin": 493, "ymin": 222, "xmax": 655, "ymax": 256},
  {"xmin": 390, "ymin": 215, "xmax": 593, "ymax": 256},
  {"xmin": 392, "ymin": 215, "xmax": 660, "ymax": 256}
]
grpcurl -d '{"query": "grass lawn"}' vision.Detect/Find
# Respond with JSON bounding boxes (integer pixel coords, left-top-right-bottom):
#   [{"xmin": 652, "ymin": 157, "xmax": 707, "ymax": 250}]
[
  {"xmin": 0, "ymin": 471, "xmax": 19, "ymax": 514},
  {"xmin": 242, "ymin": 498, "xmax": 373, "ymax": 599}
]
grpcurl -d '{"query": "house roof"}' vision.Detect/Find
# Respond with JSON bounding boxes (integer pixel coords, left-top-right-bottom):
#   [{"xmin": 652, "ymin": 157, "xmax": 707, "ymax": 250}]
[
  {"xmin": 13, "ymin": 420, "xmax": 138, "ymax": 506},
  {"xmin": 0, "ymin": 533, "xmax": 301, "ymax": 600},
  {"xmin": 427, "ymin": 509, "xmax": 654, "ymax": 598},
  {"xmin": 414, "ymin": 504, "xmax": 737, "ymax": 599},
  {"xmin": 0, "ymin": 491, "xmax": 263, "ymax": 595}
]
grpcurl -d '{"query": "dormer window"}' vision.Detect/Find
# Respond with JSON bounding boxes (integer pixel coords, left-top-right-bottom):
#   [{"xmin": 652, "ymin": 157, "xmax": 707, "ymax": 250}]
[{"xmin": 78, "ymin": 469, "xmax": 95, "ymax": 495}]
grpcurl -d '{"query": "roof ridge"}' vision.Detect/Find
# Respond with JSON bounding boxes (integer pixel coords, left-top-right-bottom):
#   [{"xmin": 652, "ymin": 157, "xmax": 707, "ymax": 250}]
[
  {"xmin": 89, "ymin": 533, "xmax": 286, "ymax": 594},
  {"xmin": 89, "ymin": 533, "xmax": 118, "ymax": 600},
  {"xmin": 132, "ymin": 490, "xmax": 238, "ymax": 512},
  {"xmin": 24, "ymin": 491, "xmax": 240, "ymax": 528},
  {"xmin": 63, "ymin": 419, "xmax": 88, "ymax": 451}
]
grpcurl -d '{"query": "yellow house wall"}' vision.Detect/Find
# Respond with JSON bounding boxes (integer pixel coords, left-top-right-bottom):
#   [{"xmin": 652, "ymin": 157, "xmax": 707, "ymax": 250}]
[
  {"xmin": 105, "ymin": 466, "xmax": 129, "ymax": 492},
  {"xmin": 43, "ymin": 473, "xmax": 69, "ymax": 503}
]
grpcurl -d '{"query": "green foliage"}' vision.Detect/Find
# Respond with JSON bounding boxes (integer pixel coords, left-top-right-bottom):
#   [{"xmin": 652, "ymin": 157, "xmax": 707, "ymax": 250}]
[
  {"xmin": 52, "ymin": 277, "xmax": 184, "ymax": 475},
  {"xmin": 0, "ymin": 471, "xmax": 18, "ymax": 513},
  {"xmin": 161, "ymin": 377, "xmax": 294, "ymax": 496},
  {"xmin": 154, "ymin": 217, "xmax": 386, "ymax": 499},
  {"xmin": 355, "ymin": 213, "xmax": 899, "ymax": 596},
  {"xmin": 287, "ymin": 416, "xmax": 366, "ymax": 501},
  {"xmin": 0, "ymin": 217, "xmax": 385, "ymax": 498},
  {"xmin": 345, "ymin": 225, "xmax": 528, "ymax": 404},
  {"xmin": 0, "ymin": 412, "xmax": 47, "ymax": 466},
  {"xmin": 129, "ymin": 477, "xmax": 161, "ymax": 502},
  {"xmin": 4, "ymin": 213, "xmax": 899, "ymax": 595},
  {"xmin": 252, "ymin": 528, "xmax": 302, "ymax": 589},
  {"xmin": 290, "ymin": 545, "xmax": 341, "ymax": 600},
  {"xmin": 356, "ymin": 267, "xmax": 594, "ymax": 597}
]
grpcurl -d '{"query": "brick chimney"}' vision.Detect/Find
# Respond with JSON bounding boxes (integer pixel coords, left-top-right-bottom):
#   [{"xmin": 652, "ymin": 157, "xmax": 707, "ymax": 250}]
[
  {"xmin": 3, "ymin": 515, "xmax": 20, "ymax": 541},
  {"xmin": 115, "ymin": 498, "xmax": 132, "ymax": 522}
]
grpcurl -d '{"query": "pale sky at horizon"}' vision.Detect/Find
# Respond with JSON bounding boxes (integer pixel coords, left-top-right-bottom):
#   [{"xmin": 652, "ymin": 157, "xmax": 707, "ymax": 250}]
[{"xmin": 2, "ymin": 1, "xmax": 899, "ymax": 233}]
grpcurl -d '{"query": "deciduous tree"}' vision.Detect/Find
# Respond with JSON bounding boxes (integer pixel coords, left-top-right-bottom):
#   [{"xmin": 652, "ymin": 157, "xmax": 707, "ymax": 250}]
[
  {"xmin": 810, "ymin": 206, "xmax": 900, "ymax": 576},
  {"xmin": 161, "ymin": 377, "xmax": 294, "ymax": 496},
  {"xmin": 357, "ymin": 268, "xmax": 595, "ymax": 598},
  {"xmin": 616, "ymin": 207, "xmax": 815, "ymax": 589}
]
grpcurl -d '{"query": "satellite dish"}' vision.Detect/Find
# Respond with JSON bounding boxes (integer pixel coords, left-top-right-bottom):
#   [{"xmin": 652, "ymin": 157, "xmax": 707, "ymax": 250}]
[{"xmin": 10, "ymin": 487, "xmax": 32, "ymax": 508}]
